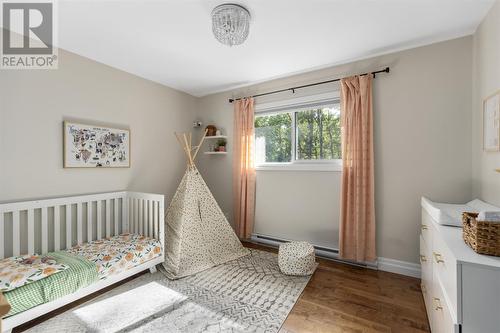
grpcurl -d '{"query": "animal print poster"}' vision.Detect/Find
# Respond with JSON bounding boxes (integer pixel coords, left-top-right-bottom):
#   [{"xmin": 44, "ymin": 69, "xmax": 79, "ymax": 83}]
[{"xmin": 64, "ymin": 122, "xmax": 130, "ymax": 168}]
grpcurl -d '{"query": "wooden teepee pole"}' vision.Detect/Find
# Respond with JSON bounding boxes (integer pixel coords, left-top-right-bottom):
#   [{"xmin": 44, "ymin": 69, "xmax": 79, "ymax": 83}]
[
  {"xmin": 175, "ymin": 132, "xmax": 192, "ymax": 166},
  {"xmin": 192, "ymin": 129, "xmax": 208, "ymax": 161},
  {"xmin": 174, "ymin": 129, "xmax": 208, "ymax": 167},
  {"xmin": 182, "ymin": 134, "xmax": 194, "ymax": 166}
]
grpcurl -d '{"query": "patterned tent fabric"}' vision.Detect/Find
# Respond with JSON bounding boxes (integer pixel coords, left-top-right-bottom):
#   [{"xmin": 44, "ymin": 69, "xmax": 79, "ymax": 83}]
[{"xmin": 162, "ymin": 166, "xmax": 249, "ymax": 279}]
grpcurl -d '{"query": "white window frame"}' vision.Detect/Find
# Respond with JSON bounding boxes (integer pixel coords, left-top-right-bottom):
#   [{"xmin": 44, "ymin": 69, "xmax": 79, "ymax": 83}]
[{"xmin": 254, "ymin": 91, "xmax": 342, "ymax": 172}]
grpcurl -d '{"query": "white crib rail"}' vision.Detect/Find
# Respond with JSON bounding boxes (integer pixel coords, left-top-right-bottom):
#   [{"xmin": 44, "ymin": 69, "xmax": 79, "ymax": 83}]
[
  {"xmin": 0, "ymin": 191, "xmax": 164, "ymax": 259},
  {"xmin": 126, "ymin": 191, "xmax": 165, "ymax": 253}
]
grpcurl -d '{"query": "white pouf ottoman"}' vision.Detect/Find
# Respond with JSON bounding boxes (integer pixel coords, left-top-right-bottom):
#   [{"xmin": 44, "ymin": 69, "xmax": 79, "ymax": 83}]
[{"xmin": 278, "ymin": 241, "xmax": 316, "ymax": 276}]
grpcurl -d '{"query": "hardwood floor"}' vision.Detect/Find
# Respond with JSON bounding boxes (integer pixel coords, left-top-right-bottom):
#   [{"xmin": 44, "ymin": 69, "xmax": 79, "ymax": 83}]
[
  {"xmin": 243, "ymin": 242, "xmax": 430, "ymax": 333},
  {"xmin": 14, "ymin": 242, "xmax": 430, "ymax": 332}
]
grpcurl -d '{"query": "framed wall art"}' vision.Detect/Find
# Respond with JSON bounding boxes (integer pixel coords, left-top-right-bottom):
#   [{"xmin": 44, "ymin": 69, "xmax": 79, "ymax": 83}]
[
  {"xmin": 483, "ymin": 90, "xmax": 500, "ymax": 152},
  {"xmin": 63, "ymin": 121, "xmax": 130, "ymax": 168}
]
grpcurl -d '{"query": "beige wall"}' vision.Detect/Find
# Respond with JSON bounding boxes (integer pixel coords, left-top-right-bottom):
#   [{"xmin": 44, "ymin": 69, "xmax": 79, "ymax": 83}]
[
  {"xmin": 196, "ymin": 36, "xmax": 473, "ymax": 263},
  {"xmin": 472, "ymin": 0, "xmax": 500, "ymax": 206},
  {"xmin": 255, "ymin": 171, "xmax": 341, "ymax": 249},
  {"xmin": 0, "ymin": 47, "xmax": 197, "ymax": 204}
]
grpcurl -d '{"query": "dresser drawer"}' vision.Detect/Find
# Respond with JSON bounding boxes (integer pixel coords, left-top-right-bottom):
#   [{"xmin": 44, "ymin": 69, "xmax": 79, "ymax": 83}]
[
  {"xmin": 421, "ymin": 209, "xmax": 434, "ymax": 246},
  {"xmin": 430, "ymin": 271, "xmax": 458, "ymax": 333},
  {"xmin": 432, "ymin": 232, "xmax": 457, "ymax": 316},
  {"xmin": 420, "ymin": 235, "xmax": 434, "ymax": 327},
  {"xmin": 420, "ymin": 235, "xmax": 432, "ymax": 282}
]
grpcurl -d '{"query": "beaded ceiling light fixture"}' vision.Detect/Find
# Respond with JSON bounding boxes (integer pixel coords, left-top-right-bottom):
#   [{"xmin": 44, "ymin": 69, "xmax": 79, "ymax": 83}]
[{"xmin": 211, "ymin": 4, "xmax": 251, "ymax": 46}]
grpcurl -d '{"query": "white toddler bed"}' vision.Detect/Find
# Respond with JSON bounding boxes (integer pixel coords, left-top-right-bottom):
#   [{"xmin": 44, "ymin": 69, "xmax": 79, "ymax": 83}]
[{"xmin": 0, "ymin": 191, "xmax": 164, "ymax": 332}]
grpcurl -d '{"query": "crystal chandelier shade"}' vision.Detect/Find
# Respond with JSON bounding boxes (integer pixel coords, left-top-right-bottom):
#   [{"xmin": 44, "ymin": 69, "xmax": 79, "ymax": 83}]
[{"xmin": 211, "ymin": 4, "xmax": 251, "ymax": 47}]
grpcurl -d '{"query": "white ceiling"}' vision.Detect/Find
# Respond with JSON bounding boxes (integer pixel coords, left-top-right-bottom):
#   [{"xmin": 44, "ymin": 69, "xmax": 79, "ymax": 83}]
[{"xmin": 40, "ymin": 1, "xmax": 500, "ymax": 96}]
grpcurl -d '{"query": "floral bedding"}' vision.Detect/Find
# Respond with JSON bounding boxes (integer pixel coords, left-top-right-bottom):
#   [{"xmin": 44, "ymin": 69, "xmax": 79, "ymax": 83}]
[
  {"xmin": 67, "ymin": 233, "xmax": 162, "ymax": 279},
  {"xmin": 0, "ymin": 255, "xmax": 68, "ymax": 292}
]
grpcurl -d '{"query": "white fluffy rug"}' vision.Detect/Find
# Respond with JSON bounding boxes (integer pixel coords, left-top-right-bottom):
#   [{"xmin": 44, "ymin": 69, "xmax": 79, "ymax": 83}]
[{"xmin": 26, "ymin": 249, "xmax": 315, "ymax": 333}]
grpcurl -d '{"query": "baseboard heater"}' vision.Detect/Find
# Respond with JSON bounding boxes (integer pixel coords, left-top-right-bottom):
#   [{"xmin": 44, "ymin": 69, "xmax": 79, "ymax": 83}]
[{"xmin": 250, "ymin": 233, "xmax": 377, "ymax": 269}]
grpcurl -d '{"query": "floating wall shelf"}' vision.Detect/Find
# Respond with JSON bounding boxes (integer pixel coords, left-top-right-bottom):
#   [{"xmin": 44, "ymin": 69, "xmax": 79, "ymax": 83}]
[
  {"xmin": 204, "ymin": 152, "xmax": 227, "ymax": 155},
  {"xmin": 205, "ymin": 135, "xmax": 228, "ymax": 139}
]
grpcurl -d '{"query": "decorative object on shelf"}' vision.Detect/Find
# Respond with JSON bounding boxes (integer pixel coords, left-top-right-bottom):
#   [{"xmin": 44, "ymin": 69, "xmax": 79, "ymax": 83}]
[
  {"xmin": 63, "ymin": 121, "xmax": 130, "ymax": 168},
  {"xmin": 205, "ymin": 125, "xmax": 217, "ymax": 136},
  {"xmin": 462, "ymin": 212, "xmax": 500, "ymax": 256},
  {"xmin": 211, "ymin": 4, "xmax": 251, "ymax": 47},
  {"xmin": 215, "ymin": 138, "xmax": 227, "ymax": 152},
  {"xmin": 483, "ymin": 90, "xmax": 500, "ymax": 152},
  {"xmin": 216, "ymin": 129, "xmax": 222, "ymax": 136}
]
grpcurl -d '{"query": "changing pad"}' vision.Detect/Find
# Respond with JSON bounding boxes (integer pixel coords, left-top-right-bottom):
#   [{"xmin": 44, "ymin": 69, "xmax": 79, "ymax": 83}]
[{"xmin": 421, "ymin": 197, "xmax": 500, "ymax": 227}]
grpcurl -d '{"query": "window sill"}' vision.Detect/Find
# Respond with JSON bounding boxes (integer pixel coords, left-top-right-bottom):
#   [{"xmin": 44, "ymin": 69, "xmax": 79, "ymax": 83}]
[{"xmin": 255, "ymin": 163, "xmax": 342, "ymax": 172}]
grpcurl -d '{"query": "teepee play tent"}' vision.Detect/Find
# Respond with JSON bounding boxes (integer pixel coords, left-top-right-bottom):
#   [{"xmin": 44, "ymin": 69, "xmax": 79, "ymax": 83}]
[{"xmin": 162, "ymin": 131, "xmax": 249, "ymax": 279}]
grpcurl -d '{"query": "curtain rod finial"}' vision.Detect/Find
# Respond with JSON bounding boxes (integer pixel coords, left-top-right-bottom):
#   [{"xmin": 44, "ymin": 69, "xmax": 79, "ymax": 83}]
[
  {"xmin": 229, "ymin": 98, "xmax": 234, "ymax": 103},
  {"xmin": 385, "ymin": 67, "xmax": 390, "ymax": 73}
]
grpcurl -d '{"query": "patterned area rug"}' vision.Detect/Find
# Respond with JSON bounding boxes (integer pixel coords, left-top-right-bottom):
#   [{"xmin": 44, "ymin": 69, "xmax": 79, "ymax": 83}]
[{"xmin": 26, "ymin": 249, "xmax": 316, "ymax": 332}]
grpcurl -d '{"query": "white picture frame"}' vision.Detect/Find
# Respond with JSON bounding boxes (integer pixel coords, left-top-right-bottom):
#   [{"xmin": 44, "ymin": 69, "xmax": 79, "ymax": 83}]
[
  {"xmin": 483, "ymin": 91, "xmax": 500, "ymax": 152},
  {"xmin": 63, "ymin": 121, "xmax": 130, "ymax": 168}
]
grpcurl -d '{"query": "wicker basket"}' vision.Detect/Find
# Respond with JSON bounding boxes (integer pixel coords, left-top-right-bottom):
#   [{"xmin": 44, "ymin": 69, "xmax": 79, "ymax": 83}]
[{"xmin": 462, "ymin": 212, "xmax": 500, "ymax": 256}]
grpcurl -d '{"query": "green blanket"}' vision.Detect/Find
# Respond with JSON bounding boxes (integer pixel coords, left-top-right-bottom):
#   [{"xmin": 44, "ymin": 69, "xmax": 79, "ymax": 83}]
[{"xmin": 4, "ymin": 251, "xmax": 99, "ymax": 317}]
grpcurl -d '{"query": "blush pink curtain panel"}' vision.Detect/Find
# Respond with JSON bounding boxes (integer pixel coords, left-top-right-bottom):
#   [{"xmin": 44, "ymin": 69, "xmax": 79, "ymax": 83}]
[
  {"xmin": 233, "ymin": 98, "xmax": 256, "ymax": 239},
  {"xmin": 339, "ymin": 75, "xmax": 376, "ymax": 262}
]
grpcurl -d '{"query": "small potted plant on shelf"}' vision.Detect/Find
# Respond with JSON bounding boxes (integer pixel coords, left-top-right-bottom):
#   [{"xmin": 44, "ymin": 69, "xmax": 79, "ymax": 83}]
[{"xmin": 215, "ymin": 138, "xmax": 227, "ymax": 152}]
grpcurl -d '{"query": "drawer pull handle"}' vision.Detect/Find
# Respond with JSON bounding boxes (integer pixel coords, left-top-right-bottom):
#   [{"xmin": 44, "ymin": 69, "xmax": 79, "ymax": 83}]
[
  {"xmin": 433, "ymin": 252, "xmax": 445, "ymax": 264},
  {"xmin": 433, "ymin": 297, "xmax": 443, "ymax": 311},
  {"xmin": 421, "ymin": 283, "xmax": 426, "ymax": 293},
  {"xmin": 421, "ymin": 225, "xmax": 428, "ymax": 231},
  {"xmin": 419, "ymin": 255, "xmax": 427, "ymax": 263}
]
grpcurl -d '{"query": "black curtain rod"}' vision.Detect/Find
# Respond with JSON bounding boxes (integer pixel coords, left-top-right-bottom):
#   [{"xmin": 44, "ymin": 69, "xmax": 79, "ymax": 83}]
[{"xmin": 228, "ymin": 67, "xmax": 390, "ymax": 103}]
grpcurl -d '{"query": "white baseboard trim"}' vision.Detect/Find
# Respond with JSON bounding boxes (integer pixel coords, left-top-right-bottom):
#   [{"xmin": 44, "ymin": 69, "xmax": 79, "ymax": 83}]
[{"xmin": 377, "ymin": 257, "xmax": 421, "ymax": 278}]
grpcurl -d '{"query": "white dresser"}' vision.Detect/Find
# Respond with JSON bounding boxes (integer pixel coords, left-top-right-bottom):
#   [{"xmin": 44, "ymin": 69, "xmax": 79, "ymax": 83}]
[{"xmin": 420, "ymin": 199, "xmax": 500, "ymax": 333}]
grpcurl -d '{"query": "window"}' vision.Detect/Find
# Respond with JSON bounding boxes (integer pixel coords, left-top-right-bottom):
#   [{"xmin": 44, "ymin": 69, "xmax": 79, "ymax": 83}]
[
  {"xmin": 255, "ymin": 113, "xmax": 292, "ymax": 163},
  {"xmin": 254, "ymin": 94, "xmax": 341, "ymax": 170},
  {"xmin": 296, "ymin": 105, "xmax": 341, "ymax": 160}
]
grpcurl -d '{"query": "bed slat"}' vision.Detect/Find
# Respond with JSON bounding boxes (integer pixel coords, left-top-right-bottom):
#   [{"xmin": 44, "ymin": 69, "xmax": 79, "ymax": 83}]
[
  {"xmin": 66, "ymin": 204, "xmax": 71, "ymax": 249},
  {"xmin": 77, "ymin": 202, "xmax": 82, "ymax": 245},
  {"xmin": 134, "ymin": 199, "xmax": 139, "ymax": 234},
  {"xmin": 139, "ymin": 199, "xmax": 143, "ymax": 235},
  {"xmin": 13, "ymin": 211, "xmax": 20, "ymax": 256},
  {"xmin": 28, "ymin": 209, "xmax": 34, "ymax": 254},
  {"xmin": 105, "ymin": 199, "xmax": 110, "ymax": 238},
  {"xmin": 128, "ymin": 198, "xmax": 132, "ymax": 233},
  {"xmin": 153, "ymin": 201, "xmax": 158, "ymax": 240},
  {"xmin": 54, "ymin": 206, "xmax": 60, "ymax": 251},
  {"xmin": 122, "ymin": 197, "xmax": 127, "ymax": 234},
  {"xmin": 143, "ymin": 200, "xmax": 147, "ymax": 236},
  {"xmin": 129, "ymin": 199, "xmax": 133, "ymax": 233},
  {"xmin": 87, "ymin": 202, "xmax": 92, "ymax": 242},
  {"xmin": 148, "ymin": 200, "xmax": 153, "ymax": 238},
  {"xmin": 41, "ymin": 207, "xmax": 48, "ymax": 254},
  {"xmin": 97, "ymin": 201, "xmax": 102, "ymax": 240},
  {"xmin": 114, "ymin": 199, "xmax": 119, "ymax": 236}
]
